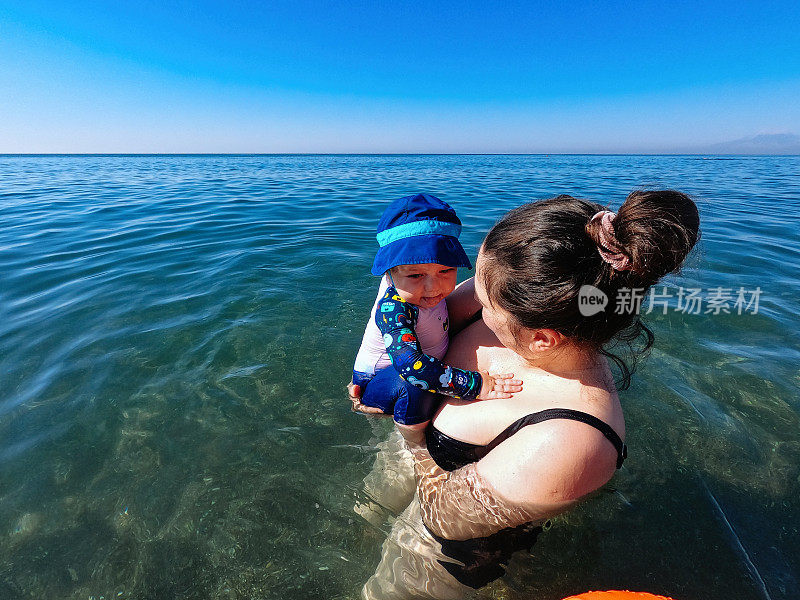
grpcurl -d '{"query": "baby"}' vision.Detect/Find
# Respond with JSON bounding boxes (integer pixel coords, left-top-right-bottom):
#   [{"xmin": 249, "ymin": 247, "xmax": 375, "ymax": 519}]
[{"xmin": 350, "ymin": 193, "xmax": 522, "ymax": 426}]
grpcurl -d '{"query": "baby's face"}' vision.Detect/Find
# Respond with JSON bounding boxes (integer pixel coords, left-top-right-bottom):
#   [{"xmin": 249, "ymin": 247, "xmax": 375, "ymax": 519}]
[{"xmin": 390, "ymin": 263, "xmax": 458, "ymax": 309}]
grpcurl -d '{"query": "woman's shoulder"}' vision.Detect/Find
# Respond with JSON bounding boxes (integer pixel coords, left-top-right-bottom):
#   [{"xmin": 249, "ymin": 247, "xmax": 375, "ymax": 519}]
[
  {"xmin": 441, "ymin": 319, "xmax": 624, "ymax": 507},
  {"xmin": 475, "ymin": 364, "xmax": 623, "ymax": 506},
  {"xmin": 475, "ymin": 414, "xmax": 621, "ymax": 510}
]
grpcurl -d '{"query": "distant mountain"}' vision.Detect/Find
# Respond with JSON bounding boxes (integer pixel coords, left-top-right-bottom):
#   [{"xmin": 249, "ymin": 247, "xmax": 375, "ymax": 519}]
[{"xmin": 695, "ymin": 133, "xmax": 800, "ymax": 155}]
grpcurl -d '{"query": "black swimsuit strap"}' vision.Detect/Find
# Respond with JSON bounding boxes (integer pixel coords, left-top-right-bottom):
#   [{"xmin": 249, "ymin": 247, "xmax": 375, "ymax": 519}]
[{"xmin": 484, "ymin": 408, "xmax": 627, "ymax": 469}]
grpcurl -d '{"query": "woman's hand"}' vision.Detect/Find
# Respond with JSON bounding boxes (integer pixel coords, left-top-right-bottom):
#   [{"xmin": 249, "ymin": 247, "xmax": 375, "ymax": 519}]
[
  {"xmin": 477, "ymin": 372, "xmax": 523, "ymax": 400},
  {"xmin": 347, "ymin": 381, "xmax": 362, "ymax": 401}
]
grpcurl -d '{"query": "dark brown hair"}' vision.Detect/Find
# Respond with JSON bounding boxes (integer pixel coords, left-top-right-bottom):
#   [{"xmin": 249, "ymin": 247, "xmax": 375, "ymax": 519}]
[{"xmin": 480, "ymin": 190, "xmax": 700, "ymax": 389}]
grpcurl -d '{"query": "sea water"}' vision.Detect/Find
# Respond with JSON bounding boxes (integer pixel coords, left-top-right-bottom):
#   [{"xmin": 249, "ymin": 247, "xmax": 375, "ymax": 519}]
[{"xmin": 0, "ymin": 154, "xmax": 798, "ymax": 599}]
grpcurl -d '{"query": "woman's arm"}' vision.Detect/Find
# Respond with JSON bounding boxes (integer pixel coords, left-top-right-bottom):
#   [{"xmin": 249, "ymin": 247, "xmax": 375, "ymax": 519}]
[
  {"xmin": 445, "ymin": 277, "xmax": 482, "ymax": 337},
  {"xmin": 405, "ymin": 421, "xmax": 617, "ymax": 541},
  {"xmin": 406, "ymin": 440, "xmax": 544, "ymax": 540}
]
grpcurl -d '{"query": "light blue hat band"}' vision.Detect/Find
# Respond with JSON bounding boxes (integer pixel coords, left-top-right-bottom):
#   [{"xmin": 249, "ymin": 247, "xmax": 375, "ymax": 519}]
[{"xmin": 376, "ymin": 220, "xmax": 462, "ymax": 247}]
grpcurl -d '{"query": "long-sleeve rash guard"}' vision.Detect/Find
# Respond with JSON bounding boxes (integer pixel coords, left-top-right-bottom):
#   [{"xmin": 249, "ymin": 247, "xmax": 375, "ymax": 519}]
[{"xmin": 376, "ymin": 286, "xmax": 482, "ymax": 400}]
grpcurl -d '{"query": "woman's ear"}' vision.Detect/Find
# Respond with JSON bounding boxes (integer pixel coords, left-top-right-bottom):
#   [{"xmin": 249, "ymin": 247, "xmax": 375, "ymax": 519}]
[{"xmin": 528, "ymin": 329, "xmax": 564, "ymax": 353}]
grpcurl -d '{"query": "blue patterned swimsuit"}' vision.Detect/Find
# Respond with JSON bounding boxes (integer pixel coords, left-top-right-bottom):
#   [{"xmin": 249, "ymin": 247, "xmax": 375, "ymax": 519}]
[{"xmin": 354, "ymin": 286, "xmax": 483, "ymax": 424}]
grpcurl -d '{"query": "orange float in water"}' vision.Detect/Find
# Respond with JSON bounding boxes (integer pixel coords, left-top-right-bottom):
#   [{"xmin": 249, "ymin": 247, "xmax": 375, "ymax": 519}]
[{"xmin": 563, "ymin": 592, "xmax": 676, "ymax": 600}]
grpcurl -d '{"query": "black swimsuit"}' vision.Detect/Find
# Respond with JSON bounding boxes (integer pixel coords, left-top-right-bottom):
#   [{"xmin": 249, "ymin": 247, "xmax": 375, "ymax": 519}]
[{"xmin": 424, "ymin": 408, "xmax": 627, "ymax": 589}]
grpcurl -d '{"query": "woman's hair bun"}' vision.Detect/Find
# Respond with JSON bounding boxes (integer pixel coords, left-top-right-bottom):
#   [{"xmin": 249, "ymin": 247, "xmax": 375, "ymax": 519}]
[{"xmin": 613, "ymin": 190, "xmax": 700, "ymax": 285}]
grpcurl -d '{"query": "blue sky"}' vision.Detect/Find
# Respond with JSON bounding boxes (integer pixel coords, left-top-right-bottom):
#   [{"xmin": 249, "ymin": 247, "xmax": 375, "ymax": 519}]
[{"xmin": 1, "ymin": 0, "xmax": 799, "ymax": 153}]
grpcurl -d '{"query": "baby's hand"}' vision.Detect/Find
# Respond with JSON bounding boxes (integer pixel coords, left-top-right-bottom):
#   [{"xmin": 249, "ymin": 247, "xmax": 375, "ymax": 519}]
[{"xmin": 477, "ymin": 372, "xmax": 523, "ymax": 400}]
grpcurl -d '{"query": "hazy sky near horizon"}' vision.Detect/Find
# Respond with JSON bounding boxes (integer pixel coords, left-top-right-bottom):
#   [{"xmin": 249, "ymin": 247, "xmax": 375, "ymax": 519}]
[{"xmin": 2, "ymin": 1, "xmax": 800, "ymax": 153}]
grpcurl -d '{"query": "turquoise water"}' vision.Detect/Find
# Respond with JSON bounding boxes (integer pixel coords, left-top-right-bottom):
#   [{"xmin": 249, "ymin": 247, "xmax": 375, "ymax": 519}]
[{"xmin": 0, "ymin": 155, "xmax": 798, "ymax": 600}]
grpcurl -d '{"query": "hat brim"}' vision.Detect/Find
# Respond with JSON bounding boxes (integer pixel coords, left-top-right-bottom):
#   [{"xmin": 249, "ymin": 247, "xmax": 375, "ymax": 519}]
[{"xmin": 371, "ymin": 235, "xmax": 472, "ymax": 276}]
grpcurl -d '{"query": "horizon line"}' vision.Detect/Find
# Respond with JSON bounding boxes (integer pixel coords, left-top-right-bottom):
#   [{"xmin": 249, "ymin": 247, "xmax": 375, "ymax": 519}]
[{"xmin": 2, "ymin": 152, "xmax": 800, "ymax": 157}]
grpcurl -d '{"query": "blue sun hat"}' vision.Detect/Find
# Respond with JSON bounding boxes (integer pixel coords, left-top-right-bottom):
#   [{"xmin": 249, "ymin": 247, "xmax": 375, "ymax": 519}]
[{"xmin": 371, "ymin": 193, "xmax": 472, "ymax": 276}]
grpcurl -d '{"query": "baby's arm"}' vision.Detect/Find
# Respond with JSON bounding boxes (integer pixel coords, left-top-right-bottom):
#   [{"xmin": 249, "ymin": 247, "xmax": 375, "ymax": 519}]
[{"xmin": 376, "ymin": 289, "xmax": 520, "ymax": 400}]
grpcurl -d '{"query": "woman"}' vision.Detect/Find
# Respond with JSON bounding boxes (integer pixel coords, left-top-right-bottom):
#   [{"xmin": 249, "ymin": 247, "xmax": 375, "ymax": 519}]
[{"xmin": 358, "ymin": 191, "xmax": 700, "ymax": 599}]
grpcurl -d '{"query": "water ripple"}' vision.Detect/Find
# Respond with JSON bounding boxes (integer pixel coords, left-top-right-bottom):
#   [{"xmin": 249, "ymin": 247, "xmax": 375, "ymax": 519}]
[{"xmin": 0, "ymin": 154, "xmax": 798, "ymax": 599}]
